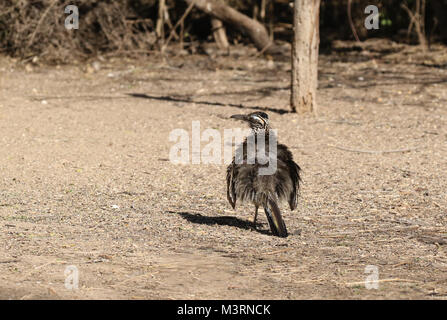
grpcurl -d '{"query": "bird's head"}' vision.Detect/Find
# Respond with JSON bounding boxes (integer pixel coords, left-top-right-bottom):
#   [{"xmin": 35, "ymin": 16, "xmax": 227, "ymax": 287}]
[{"xmin": 230, "ymin": 111, "xmax": 269, "ymax": 132}]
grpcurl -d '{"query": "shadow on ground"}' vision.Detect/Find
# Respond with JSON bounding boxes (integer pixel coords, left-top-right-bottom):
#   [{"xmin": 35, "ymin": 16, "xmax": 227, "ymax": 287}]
[
  {"xmin": 169, "ymin": 211, "xmax": 273, "ymax": 236},
  {"xmin": 128, "ymin": 93, "xmax": 290, "ymax": 114}
]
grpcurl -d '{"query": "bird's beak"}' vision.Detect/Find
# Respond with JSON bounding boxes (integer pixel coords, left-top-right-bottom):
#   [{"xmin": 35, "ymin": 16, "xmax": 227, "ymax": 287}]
[{"xmin": 230, "ymin": 114, "xmax": 248, "ymax": 121}]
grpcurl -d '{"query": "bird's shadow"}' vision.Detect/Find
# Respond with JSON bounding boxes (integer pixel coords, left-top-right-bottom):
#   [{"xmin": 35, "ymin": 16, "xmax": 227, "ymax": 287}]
[{"xmin": 169, "ymin": 211, "xmax": 271, "ymax": 236}]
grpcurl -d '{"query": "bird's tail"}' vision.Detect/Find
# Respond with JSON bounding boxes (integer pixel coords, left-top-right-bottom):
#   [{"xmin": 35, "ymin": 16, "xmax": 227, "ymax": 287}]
[{"xmin": 264, "ymin": 196, "xmax": 288, "ymax": 238}]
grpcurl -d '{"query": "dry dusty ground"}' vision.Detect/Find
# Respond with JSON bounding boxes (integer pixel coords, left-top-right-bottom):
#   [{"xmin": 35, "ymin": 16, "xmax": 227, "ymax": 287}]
[{"xmin": 0, "ymin": 41, "xmax": 447, "ymax": 299}]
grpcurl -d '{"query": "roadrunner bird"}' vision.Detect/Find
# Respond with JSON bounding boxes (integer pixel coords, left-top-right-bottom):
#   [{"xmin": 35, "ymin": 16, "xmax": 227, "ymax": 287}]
[{"xmin": 226, "ymin": 111, "xmax": 301, "ymax": 237}]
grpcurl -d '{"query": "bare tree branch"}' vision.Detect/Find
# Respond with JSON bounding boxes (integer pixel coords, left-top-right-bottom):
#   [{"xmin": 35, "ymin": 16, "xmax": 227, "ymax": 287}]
[{"xmin": 184, "ymin": 0, "xmax": 277, "ymax": 54}]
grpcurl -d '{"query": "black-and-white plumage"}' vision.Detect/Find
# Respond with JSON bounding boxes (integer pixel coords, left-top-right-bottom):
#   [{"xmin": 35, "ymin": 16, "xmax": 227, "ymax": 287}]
[{"xmin": 226, "ymin": 111, "xmax": 301, "ymax": 237}]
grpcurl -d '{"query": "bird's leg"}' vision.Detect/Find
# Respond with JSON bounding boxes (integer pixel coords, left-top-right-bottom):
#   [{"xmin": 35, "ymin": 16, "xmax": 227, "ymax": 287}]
[{"xmin": 253, "ymin": 206, "xmax": 259, "ymax": 229}]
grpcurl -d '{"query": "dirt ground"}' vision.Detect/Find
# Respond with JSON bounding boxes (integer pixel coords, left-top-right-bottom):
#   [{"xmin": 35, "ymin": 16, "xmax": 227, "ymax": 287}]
[{"xmin": 0, "ymin": 41, "xmax": 446, "ymax": 299}]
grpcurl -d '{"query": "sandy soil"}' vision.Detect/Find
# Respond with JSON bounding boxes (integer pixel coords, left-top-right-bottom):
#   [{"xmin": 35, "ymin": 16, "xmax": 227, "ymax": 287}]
[{"xmin": 0, "ymin": 41, "xmax": 446, "ymax": 299}]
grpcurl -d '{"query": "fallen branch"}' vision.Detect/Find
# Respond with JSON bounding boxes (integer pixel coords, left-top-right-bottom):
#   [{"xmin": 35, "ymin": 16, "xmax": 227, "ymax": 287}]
[{"xmin": 184, "ymin": 0, "xmax": 277, "ymax": 54}]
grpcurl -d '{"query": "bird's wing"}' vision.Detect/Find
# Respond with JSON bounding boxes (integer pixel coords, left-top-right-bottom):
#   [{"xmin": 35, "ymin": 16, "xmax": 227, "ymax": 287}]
[
  {"xmin": 226, "ymin": 163, "xmax": 237, "ymax": 208},
  {"xmin": 288, "ymin": 160, "xmax": 301, "ymax": 210},
  {"xmin": 277, "ymin": 144, "xmax": 301, "ymax": 210}
]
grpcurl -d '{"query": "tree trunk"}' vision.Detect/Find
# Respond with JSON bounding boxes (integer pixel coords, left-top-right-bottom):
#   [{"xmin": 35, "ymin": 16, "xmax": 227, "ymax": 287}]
[
  {"xmin": 211, "ymin": 18, "xmax": 229, "ymax": 52},
  {"xmin": 156, "ymin": 0, "xmax": 166, "ymax": 44},
  {"xmin": 184, "ymin": 0, "xmax": 277, "ymax": 54},
  {"xmin": 290, "ymin": 0, "xmax": 320, "ymax": 114}
]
